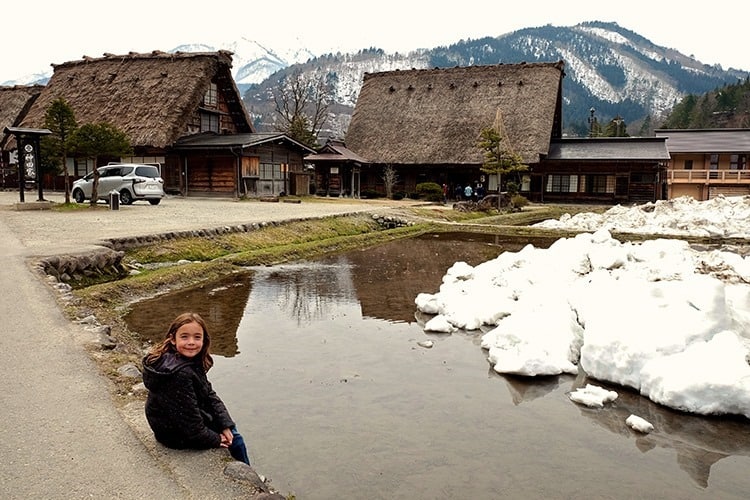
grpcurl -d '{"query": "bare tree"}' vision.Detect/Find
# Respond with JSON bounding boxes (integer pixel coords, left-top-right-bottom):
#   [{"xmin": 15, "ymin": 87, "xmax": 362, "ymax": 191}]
[
  {"xmin": 273, "ymin": 69, "xmax": 334, "ymax": 148},
  {"xmin": 382, "ymin": 164, "xmax": 398, "ymax": 199}
]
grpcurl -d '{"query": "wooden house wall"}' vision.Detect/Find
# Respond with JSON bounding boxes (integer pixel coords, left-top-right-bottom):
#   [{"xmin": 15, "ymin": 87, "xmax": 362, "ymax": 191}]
[
  {"xmin": 667, "ymin": 152, "xmax": 750, "ymax": 200},
  {"xmin": 162, "ymin": 156, "xmax": 182, "ymax": 194},
  {"xmin": 185, "ymin": 83, "xmax": 243, "ymax": 136},
  {"xmin": 529, "ymin": 161, "xmax": 664, "ymax": 204},
  {"xmin": 186, "ymin": 155, "xmax": 236, "ymax": 195},
  {"xmin": 248, "ymin": 144, "xmax": 304, "ymax": 170}
]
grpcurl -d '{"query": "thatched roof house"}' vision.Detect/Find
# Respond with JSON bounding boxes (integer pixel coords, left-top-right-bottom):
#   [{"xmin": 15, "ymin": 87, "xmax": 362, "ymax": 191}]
[
  {"xmin": 8, "ymin": 50, "xmax": 312, "ymax": 198},
  {"xmin": 346, "ymin": 61, "xmax": 565, "ymax": 167},
  {"xmin": 342, "ymin": 61, "xmax": 667, "ymax": 204},
  {"xmin": 0, "ymin": 85, "xmax": 44, "ymax": 151},
  {"xmin": 18, "ymin": 50, "xmax": 253, "ymax": 149},
  {"xmin": 0, "ymin": 85, "xmax": 44, "ymax": 188}
]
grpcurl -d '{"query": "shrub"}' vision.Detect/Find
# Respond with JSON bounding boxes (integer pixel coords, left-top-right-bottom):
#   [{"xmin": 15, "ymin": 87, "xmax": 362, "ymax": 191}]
[
  {"xmin": 511, "ymin": 194, "xmax": 529, "ymax": 209},
  {"xmin": 361, "ymin": 189, "xmax": 382, "ymax": 199},
  {"xmin": 415, "ymin": 182, "xmax": 444, "ymax": 202}
]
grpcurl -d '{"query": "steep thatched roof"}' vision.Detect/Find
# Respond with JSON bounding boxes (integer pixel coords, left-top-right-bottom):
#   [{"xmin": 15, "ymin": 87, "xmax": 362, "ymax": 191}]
[
  {"xmin": 0, "ymin": 85, "xmax": 43, "ymax": 149},
  {"xmin": 345, "ymin": 62, "xmax": 565, "ymax": 165},
  {"xmin": 18, "ymin": 50, "xmax": 252, "ymax": 149}
]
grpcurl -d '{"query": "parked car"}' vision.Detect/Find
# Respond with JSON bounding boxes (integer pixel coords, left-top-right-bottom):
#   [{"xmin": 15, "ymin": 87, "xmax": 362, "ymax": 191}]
[{"xmin": 72, "ymin": 163, "xmax": 164, "ymax": 205}]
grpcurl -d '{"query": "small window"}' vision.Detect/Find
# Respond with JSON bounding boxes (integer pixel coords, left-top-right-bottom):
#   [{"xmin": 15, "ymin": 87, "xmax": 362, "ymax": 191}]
[
  {"xmin": 730, "ymin": 154, "xmax": 746, "ymax": 170},
  {"xmin": 709, "ymin": 154, "xmax": 720, "ymax": 178},
  {"xmin": 709, "ymin": 154, "xmax": 719, "ymax": 169},
  {"xmin": 684, "ymin": 159, "xmax": 693, "ymax": 170},
  {"xmin": 545, "ymin": 174, "xmax": 578, "ymax": 193},
  {"xmin": 203, "ymin": 82, "xmax": 218, "ymax": 107},
  {"xmin": 200, "ymin": 112, "xmax": 220, "ymax": 133},
  {"xmin": 630, "ymin": 172, "xmax": 656, "ymax": 183}
]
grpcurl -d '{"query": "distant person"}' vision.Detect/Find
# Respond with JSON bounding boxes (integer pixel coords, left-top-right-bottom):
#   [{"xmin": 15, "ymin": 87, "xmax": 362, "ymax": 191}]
[
  {"xmin": 464, "ymin": 184, "xmax": 473, "ymax": 201},
  {"xmin": 476, "ymin": 184, "xmax": 485, "ymax": 200},
  {"xmin": 442, "ymin": 183, "xmax": 448, "ymax": 204},
  {"xmin": 455, "ymin": 184, "xmax": 463, "ymax": 201},
  {"xmin": 142, "ymin": 312, "xmax": 251, "ymax": 466}
]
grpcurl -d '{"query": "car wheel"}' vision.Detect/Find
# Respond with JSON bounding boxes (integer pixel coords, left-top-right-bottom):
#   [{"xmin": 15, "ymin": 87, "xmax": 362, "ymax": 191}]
[
  {"xmin": 72, "ymin": 189, "xmax": 85, "ymax": 204},
  {"xmin": 148, "ymin": 199, "xmax": 161, "ymax": 206},
  {"xmin": 119, "ymin": 189, "xmax": 134, "ymax": 205}
]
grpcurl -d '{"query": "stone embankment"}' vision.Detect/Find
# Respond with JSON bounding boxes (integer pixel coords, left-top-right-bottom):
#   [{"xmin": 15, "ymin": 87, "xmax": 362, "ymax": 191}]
[{"xmin": 36, "ymin": 212, "xmax": 414, "ymax": 284}]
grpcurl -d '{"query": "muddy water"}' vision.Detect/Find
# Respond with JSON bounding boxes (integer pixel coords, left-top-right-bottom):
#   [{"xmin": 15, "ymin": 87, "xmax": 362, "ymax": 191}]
[{"xmin": 125, "ymin": 233, "xmax": 750, "ymax": 499}]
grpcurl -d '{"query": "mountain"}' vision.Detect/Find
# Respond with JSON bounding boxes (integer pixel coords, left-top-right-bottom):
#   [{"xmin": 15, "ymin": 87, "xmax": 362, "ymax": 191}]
[
  {"xmin": 172, "ymin": 37, "xmax": 316, "ymax": 87},
  {"xmin": 4, "ymin": 22, "xmax": 747, "ymax": 139},
  {"xmin": 242, "ymin": 21, "xmax": 748, "ymax": 139}
]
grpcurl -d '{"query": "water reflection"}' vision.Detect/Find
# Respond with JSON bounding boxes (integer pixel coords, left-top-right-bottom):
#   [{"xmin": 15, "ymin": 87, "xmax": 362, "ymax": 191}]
[
  {"xmin": 247, "ymin": 260, "xmax": 360, "ymax": 326},
  {"xmin": 124, "ymin": 232, "xmax": 750, "ymax": 497},
  {"xmin": 569, "ymin": 373, "xmax": 750, "ymax": 489},
  {"xmin": 124, "ymin": 272, "xmax": 251, "ymax": 357}
]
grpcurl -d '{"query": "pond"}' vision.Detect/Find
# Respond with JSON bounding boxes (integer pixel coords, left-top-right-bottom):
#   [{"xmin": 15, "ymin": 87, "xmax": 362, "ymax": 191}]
[{"xmin": 125, "ymin": 232, "xmax": 750, "ymax": 499}]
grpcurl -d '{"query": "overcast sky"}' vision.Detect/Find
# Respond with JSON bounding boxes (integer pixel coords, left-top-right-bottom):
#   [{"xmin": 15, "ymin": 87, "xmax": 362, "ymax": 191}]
[{"xmin": 2, "ymin": 1, "xmax": 747, "ymax": 83}]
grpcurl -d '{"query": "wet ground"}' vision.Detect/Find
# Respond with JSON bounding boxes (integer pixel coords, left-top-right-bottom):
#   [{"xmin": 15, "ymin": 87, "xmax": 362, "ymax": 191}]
[{"xmin": 126, "ymin": 233, "xmax": 750, "ymax": 499}]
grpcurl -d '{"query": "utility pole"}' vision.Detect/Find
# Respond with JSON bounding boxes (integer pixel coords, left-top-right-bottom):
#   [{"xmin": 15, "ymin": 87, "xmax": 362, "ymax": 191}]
[{"xmin": 588, "ymin": 107, "xmax": 597, "ymax": 137}]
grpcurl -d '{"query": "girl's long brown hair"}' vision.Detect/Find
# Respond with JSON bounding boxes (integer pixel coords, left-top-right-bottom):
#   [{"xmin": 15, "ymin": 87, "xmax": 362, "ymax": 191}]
[{"xmin": 144, "ymin": 312, "xmax": 214, "ymax": 372}]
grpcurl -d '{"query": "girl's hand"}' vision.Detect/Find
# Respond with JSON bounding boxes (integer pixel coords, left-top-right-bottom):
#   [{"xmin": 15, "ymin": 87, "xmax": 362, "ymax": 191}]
[{"xmin": 220, "ymin": 428, "xmax": 233, "ymax": 447}]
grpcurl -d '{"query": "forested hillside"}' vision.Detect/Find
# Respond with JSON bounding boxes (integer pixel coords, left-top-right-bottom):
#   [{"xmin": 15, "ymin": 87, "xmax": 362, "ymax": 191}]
[{"xmin": 660, "ymin": 77, "xmax": 750, "ymax": 129}]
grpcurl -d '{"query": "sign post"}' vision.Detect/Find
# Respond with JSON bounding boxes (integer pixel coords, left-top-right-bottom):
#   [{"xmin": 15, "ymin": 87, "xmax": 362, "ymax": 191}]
[{"xmin": 4, "ymin": 127, "xmax": 52, "ymax": 202}]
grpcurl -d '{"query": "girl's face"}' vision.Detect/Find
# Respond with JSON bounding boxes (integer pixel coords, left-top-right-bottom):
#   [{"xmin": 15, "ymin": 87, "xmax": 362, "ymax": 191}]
[{"xmin": 171, "ymin": 321, "xmax": 204, "ymax": 358}]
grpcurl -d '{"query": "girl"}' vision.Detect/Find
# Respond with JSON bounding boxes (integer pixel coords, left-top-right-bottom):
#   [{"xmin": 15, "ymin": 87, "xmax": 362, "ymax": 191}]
[{"xmin": 142, "ymin": 312, "xmax": 250, "ymax": 465}]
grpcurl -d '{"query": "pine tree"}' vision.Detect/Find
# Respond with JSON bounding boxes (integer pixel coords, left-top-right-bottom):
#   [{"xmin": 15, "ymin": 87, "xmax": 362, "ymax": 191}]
[{"xmin": 42, "ymin": 98, "xmax": 77, "ymax": 203}]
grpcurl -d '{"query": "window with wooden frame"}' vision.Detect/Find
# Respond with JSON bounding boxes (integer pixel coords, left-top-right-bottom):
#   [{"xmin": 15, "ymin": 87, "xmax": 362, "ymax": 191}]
[
  {"xmin": 200, "ymin": 112, "xmax": 220, "ymax": 133},
  {"xmin": 203, "ymin": 82, "xmax": 218, "ymax": 108},
  {"xmin": 260, "ymin": 163, "xmax": 284, "ymax": 180},
  {"xmin": 730, "ymin": 154, "xmax": 747, "ymax": 170},
  {"xmin": 545, "ymin": 174, "xmax": 578, "ymax": 192},
  {"xmin": 684, "ymin": 159, "xmax": 693, "ymax": 170},
  {"xmin": 709, "ymin": 154, "xmax": 719, "ymax": 178}
]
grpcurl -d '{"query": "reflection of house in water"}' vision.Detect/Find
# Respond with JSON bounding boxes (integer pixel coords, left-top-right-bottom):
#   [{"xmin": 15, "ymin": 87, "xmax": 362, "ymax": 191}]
[
  {"xmin": 246, "ymin": 260, "xmax": 359, "ymax": 325},
  {"xmin": 124, "ymin": 273, "xmax": 252, "ymax": 357},
  {"xmin": 343, "ymin": 233, "xmax": 555, "ymax": 323}
]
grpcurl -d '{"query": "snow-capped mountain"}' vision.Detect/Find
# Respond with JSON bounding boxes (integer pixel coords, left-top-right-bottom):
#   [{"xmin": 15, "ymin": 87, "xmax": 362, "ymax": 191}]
[
  {"xmin": 4, "ymin": 22, "xmax": 746, "ymax": 139},
  {"xmin": 172, "ymin": 37, "xmax": 316, "ymax": 86},
  {"xmin": 243, "ymin": 21, "xmax": 748, "ymax": 138}
]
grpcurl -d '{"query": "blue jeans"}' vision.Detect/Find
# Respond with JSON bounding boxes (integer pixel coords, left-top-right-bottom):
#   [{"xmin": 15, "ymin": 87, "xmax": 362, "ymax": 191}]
[{"xmin": 229, "ymin": 427, "xmax": 251, "ymax": 465}]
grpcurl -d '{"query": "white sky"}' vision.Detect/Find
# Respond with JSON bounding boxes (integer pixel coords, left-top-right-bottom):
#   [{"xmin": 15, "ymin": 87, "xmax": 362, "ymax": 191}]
[
  {"xmin": 2, "ymin": 0, "xmax": 747, "ymax": 83},
  {"xmin": 415, "ymin": 195, "xmax": 750, "ymax": 421}
]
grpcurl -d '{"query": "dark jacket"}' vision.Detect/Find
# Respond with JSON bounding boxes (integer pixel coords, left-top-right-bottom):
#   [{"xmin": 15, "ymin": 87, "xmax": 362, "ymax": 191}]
[{"xmin": 142, "ymin": 351, "xmax": 235, "ymax": 450}]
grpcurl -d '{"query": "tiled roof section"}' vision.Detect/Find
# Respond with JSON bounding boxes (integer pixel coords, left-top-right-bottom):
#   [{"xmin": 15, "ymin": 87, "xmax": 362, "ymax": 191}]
[
  {"xmin": 547, "ymin": 137, "xmax": 670, "ymax": 160},
  {"xmin": 306, "ymin": 140, "xmax": 369, "ymax": 163},
  {"xmin": 654, "ymin": 129, "xmax": 750, "ymax": 153},
  {"xmin": 174, "ymin": 132, "xmax": 315, "ymax": 154}
]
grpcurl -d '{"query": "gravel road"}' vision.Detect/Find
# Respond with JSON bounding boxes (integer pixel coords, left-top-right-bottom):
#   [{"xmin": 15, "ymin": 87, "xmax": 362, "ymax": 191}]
[{"xmin": 0, "ymin": 191, "xmax": 419, "ymax": 257}]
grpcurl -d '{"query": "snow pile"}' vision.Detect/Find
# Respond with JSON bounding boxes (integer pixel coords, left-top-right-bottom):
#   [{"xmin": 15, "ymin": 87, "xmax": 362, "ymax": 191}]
[
  {"xmin": 415, "ymin": 196, "xmax": 750, "ymax": 419},
  {"xmin": 532, "ymin": 195, "xmax": 750, "ymax": 238}
]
